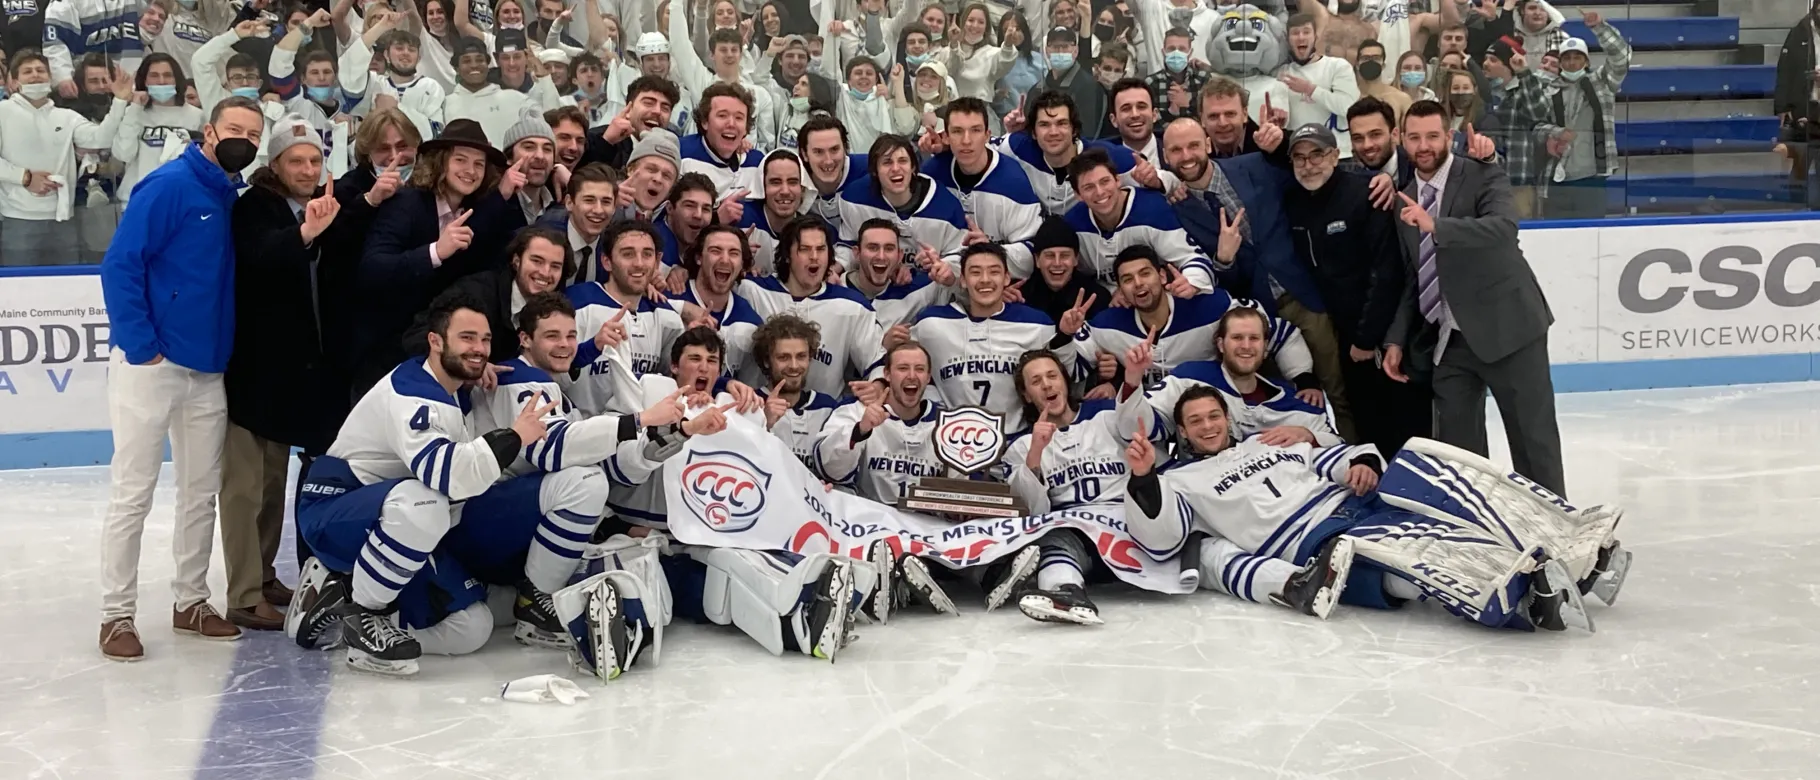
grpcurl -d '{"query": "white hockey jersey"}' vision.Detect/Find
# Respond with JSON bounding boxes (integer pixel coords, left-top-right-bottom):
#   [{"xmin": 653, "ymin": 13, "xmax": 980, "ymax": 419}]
[
  {"xmin": 1126, "ymin": 438, "xmax": 1381, "ymax": 561},
  {"xmin": 804, "ymin": 152, "xmax": 867, "ymax": 235},
  {"xmin": 1065, "ymin": 186, "xmax": 1216, "ymax": 293},
  {"xmin": 679, "ymin": 134, "xmax": 765, "ymax": 199},
  {"xmin": 903, "ymin": 301, "xmax": 1077, "ymax": 431},
  {"xmin": 564, "ymin": 282, "xmax": 685, "ymax": 417},
  {"xmin": 833, "ymin": 173, "xmax": 968, "ymax": 274},
  {"xmin": 737, "ymin": 276, "xmax": 886, "ymax": 399},
  {"xmin": 922, "ymin": 149, "xmax": 1045, "ymax": 280},
  {"xmin": 995, "ymin": 133, "xmax": 1149, "ymax": 216},
  {"xmin": 1003, "ymin": 394, "xmax": 1165, "ymax": 515},
  {"xmin": 326, "ymin": 357, "xmax": 504, "ymax": 500},
  {"xmin": 765, "ymin": 388, "xmax": 842, "ymax": 473},
  {"xmin": 1083, "ymin": 291, "xmax": 1313, "ymax": 387},
  {"xmin": 849, "ymin": 268, "xmax": 953, "ymax": 330},
  {"xmin": 1144, "ymin": 360, "xmax": 1341, "ymax": 447},
  {"xmin": 667, "ymin": 281, "xmax": 766, "ymax": 387},
  {"xmin": 43, "ymin": 0, "xmax": 143, "ymax": 85},
  {"xmin": 472, "ymin": 356, "xmax": 643, "ymax": 477},
  {"xmin": 605, "ymin": 374, "xmax": 765, "ymax": 529},
  {"xmin": 731, "ymin": 202, "xmax": 789, "ymax": 277},
  {"xmin": 339, "ymin": 36, "xmax": 447, "ymax": 141},
  {"xmin": 816, "ymin": 398, "xmax": 946, "ymax": 504}
]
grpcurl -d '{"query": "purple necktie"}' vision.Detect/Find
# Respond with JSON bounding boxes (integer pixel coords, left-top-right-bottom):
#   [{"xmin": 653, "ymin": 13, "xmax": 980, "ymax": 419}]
[{"xmin": 1416, "ymin": 183, "xmax": 1445, "ymax": 323}]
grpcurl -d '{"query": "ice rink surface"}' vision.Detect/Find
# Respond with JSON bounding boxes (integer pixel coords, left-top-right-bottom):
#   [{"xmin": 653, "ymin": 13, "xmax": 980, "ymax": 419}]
[{"xmin": 3, "ymin": 383, "xmax": 1819, "ymax": 780}]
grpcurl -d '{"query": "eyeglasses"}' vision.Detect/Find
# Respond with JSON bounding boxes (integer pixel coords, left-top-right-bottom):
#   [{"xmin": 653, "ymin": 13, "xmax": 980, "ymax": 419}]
[{"xmin": 1290, "ymin": 151, "xmax": 1334, "ymax": 167}]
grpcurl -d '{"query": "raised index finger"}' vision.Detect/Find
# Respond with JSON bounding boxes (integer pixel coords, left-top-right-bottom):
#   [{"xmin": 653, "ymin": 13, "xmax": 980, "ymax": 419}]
[
  {"xmin": 1398, "ymin": 193, "xmax": 1417, "ymax": 208},
  {"xmin": 1145, "ymin": 323, "xmax": 1160, "ymax": 345},
  {"xmin": 450, "ymin": 208, "xmax": 472, "ymax": 226},
  {"xmin": 609, "ymin": 306, "xmax": 628, "ymax": 322}
]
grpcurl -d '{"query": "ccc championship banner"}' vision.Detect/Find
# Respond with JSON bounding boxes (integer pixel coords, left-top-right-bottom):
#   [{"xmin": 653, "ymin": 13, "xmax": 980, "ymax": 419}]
[{"xmin": 661, "ymin": 418, "xmax": 1191, "ymax": 594}]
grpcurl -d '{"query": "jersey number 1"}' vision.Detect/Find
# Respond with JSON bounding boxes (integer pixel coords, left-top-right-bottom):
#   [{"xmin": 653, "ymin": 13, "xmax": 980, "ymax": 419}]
[{"xmin": 1262, "ymin": 477, "xmax": 1281, "ymax": 498}]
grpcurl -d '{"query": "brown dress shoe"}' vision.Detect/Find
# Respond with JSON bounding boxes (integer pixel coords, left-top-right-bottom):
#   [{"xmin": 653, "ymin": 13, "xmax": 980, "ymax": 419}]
[
  {"xmin": 173, "ymin": 602, "xmax": 242, "ymax": 641},
  {"xmin": 228, "ymin": 602, "xmax": 285, "ymax": 631},
  {"xmin": 100, "ymin": 618, "xmax": 144, "ymax": 662},
  {"xmin": 263, "ymin": 578, "xmax": 294, "ymax": 607}
]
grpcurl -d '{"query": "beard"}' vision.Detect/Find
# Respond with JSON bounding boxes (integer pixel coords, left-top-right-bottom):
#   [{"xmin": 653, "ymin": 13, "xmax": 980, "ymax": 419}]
[{"xmin": 440, "ymin": 348, "xmax": 486, "ymax": 381}]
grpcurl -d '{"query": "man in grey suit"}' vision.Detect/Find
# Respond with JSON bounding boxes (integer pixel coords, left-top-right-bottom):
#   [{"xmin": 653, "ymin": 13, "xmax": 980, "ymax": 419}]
[{"xmin": 1381, "ymin": 100, "xmax": 1567, "ymax": 497}]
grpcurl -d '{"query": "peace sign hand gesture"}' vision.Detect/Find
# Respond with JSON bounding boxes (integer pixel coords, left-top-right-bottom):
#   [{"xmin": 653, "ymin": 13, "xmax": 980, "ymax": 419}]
[
  {"xmin": 512, "ymin": 394, "xmax": 563, "ymax": 444},
  {"xmin": 1216, "ymin": 207, "xmax": 1245, "ymax": 264},
  {"xmin": 1058, "ymin": 288, "xmax": 1097, "ymax": 335}
]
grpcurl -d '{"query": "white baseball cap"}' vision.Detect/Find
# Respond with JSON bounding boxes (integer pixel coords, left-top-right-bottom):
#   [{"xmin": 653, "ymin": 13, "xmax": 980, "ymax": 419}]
[{"xmin": 1558, "ymin": 37, "xmax": 1590, "ymax": 56}]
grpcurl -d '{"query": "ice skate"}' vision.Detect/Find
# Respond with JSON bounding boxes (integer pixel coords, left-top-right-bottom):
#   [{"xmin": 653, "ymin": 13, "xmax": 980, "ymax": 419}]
[
  {"xmin": 860, "ymin": 540, "xmax": 895, "ymax": 624},
  {"xmin": 983, "ymin": 546, "xmax": 1040, "ymax": 611},
  {"xmin": 1016, "ymin": 583, "xmax": 1103, "ymax": 625},
  {"xmin": 1270, "ymin": 536, "xmax": 1354, "ymax": 620},
  {"xmin": 1579, "ymin": 542, "xmax": 1633, "ymax": 607},
  {"xmin": 513, "ymin": 581, "xmax": 572, "ymax": 650},
  {"xmin": 338, "ymin": 604, "xmax": 421, "ymax": 676},
  {"xmin": 1528, "ymin": 558, "xmax": 1594, "ymax": 633},
  {"xmin": 794, "ymin": 559, "xmax": 853, "ymax": 662},
  {"xmin": 562, "ymin": 574, "xmax": 633, "ymax": 682},
  {"xmin": 286, "ymin": 557, "xmax": 348, "ymax": 650},
  {"xmin": 898, "ymin": 554, "xmax": 959, "ymax": 615}
]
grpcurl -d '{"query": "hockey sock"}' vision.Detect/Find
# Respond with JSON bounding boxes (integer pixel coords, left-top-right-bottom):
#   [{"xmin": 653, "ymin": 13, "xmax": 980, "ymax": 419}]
[
  {"xmin": 1197, "ymin": 536, "xmax": 1297, "ymax": 604},
  {"xmin": 353, "ymin": 526, "xmax": 432, "ymax": 611},
  {"xmin": 1382, "ymin": 575, "xmax": 1422, "ymax": 600},
  {"xmin": 1036, "ymin": 556, "xmax": 1085, "ymax": 590},
  {"xmin": 526, "ymin": 508, "xmax": 599, "ymax": 594}
]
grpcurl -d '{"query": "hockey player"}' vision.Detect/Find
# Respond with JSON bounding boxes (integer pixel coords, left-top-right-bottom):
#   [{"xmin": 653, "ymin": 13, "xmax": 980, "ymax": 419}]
[
  {"xmin": 443, "ymin": 35, "xmax": 540, "ymax": 145},
  {"xmin": 289, "ymin": 294, "xmax": 609, "ymax": 676},
  {"xmin": 1000, "ymin": 344, "xmax": 1168, "ymax": 625},
  {"xmin": 340, "ymin": 23, "xmax": 447, "ymax": 142},
  {"xmin": 815, "ymin": 340, "xmax": 960, "ymax": 616},
  {"xmin": 902, "ymin": 243, "xmax": 1080, "ymax": 431},
  {"xmin": 1065, "ymin": 147, "xmax": 1217, "ymax": 293},
  {"xmin": 737, "ymin": 215, "xmax": 888, "ymax": 399},
  {"xmin": 996, "ymin": 90, "xmax": 1165, "ymax": 215},
  {"xmin": 835, "ymin": 134, "xmax": 968, "ymax": 276},
  {"xmin": 655, "ymin": 171, "xmax": 716, "ymax": 272},
  {"xmin": 733, "ymin": 149, "xmax": 807, "ymax": 277},
  {"xmin": 752, "ymin": 314, "xmax": 842, "ymax": 468},
  {"xmin": 1086, "ymin": 245, "xmax": 1316, "ymax": 393},
  {"xmin": 1122, "ymin": 385, "xmax": 1629, "ymax": 632},
  {"xmin": 678, "ymin": 81, "xmax": 764, "ymax": 198},
  {"xmin": 666, "ymin": 224, "xmax": 765, "ymax": 384},
  {"xmin": 620, "ymin": 32, "xmax": 696, "ymax": 133},
  {"xmin": 565, "ymin": 219, "xmax": 685, "ymax": 416},
  {"xmin": 1145, "ymin": 307, "xmax": 1339, "ymax": 447},
  {"xmin": 922, "ymin": 98, "xmax": 1044, "ymax": 280},
  {"xmin": 845, "ymin": 217, "xmax": 956, "ymax": 330},
  {"xmin": 798, "ymin": 115, "xmax": 867, "ymax": 233}
]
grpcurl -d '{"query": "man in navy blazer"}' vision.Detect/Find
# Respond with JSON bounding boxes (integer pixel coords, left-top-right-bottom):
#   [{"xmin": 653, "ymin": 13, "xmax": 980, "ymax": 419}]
[
  {"xmin": 352, "ymin": 119, "xmax": 529, "ymax": 395},
  {"xmin": 529, "ymin": 161, "xmax": 618, "ymax": 286}
]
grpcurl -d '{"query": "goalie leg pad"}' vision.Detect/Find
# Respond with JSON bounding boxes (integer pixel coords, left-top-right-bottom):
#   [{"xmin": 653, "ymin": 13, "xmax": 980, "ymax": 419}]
[
  {"xmin": 1342, "ymin": 514, "xmax": 1546, "ymax": 630},
  {"xmin": 410, "ymin": 601, "xmax": 495, "ymax": 656},
  {"xmin": 1379, "ymin": 440, "xmax": 1621, "ymax": 582},
  {"xmin": 694, "ymin": 548, "xmax": 841, "ymax": 657}
]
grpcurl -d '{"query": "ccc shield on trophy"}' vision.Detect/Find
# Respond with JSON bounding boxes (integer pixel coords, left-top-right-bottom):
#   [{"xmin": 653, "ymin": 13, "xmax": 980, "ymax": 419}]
[{"xmin": 898, "ymin": 407, "xmax": 1029, "ymax": 519}]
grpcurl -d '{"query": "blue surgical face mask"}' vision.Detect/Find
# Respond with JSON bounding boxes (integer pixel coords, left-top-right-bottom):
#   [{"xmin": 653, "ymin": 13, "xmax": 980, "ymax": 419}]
[
  {"xmin": 0, "ymin": 86, "xmax": 8, "ymax": 100},
  {"xmin": 1399, "ymin": 70, "xmax": 1425, "ymax": 87},
  {"xmin": 904, "ymin": 52, "xmax": 931, "ymax": 67},
  {"xmin": 395, "ymin": 163, "xmax": 413, "ymax": 180},
  {"xmin": 147, "ymin": 84, "xmax": 179, "ymax": 102},
  {"xmin": 1163, "ymin": 50, "xmax": 1188, "ymax": 73},
  {"xmin": 231, "ymin": 86, "xmax": 261, "ymax": 99},
  {"xmin": 808, "ymin": 55, "xmax": 823, "ymax": 70},
  {"xmin": 307, "ymin": 85, "xmax": 338, "ymax": 102},
  {"xmin": 1047, "ymin": 52, "xmax": 1075, "ymax": 71},
  {"xmin": 847, "ymin": 86, "xmax": 872, "ymax": 101},
  {"xmin": 1559, "ymin": 67, "xmax": 1586, "ymax": 82}
]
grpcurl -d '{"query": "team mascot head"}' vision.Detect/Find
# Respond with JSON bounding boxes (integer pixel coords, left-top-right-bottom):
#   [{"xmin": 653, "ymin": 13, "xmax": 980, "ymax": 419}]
[{"xmin": 1206, "ymin": 5, "xmax": 1286, "ymax": 78}]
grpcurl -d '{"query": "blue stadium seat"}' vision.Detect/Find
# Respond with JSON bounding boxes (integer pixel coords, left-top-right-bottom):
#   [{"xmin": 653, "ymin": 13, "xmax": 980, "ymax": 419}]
[
  {"xmin": 1600, "ymin": 173, "xmax": 1802, "ymax": 212},
  {"xmin": 1619, "ymin": 65, "xmax": 1777, "ymax": 100},
  {"xmin": 1559, "ymin": 18, "xmax": 1739, "ymax": 50},
  {"xmin": 1615, "ymin": 117, "xmax": 1780, "ymax": 155}
]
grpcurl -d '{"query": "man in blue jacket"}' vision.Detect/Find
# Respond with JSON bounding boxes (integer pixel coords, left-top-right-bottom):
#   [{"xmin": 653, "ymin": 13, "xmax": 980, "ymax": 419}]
[{"xmin": 97, "ymin": 96, "xmax": 267, "ymax": 663}]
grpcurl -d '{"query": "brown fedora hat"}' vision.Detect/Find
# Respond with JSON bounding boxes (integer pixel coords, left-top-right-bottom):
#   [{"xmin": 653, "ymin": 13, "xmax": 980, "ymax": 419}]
[{"xmin": 418, "ymin": 119, "xmax": 508, "ymax": 168}]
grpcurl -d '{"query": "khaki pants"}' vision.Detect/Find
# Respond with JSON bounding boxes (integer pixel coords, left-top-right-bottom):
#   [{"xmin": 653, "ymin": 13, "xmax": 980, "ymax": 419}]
[
  {"xmin": 219, "ymin": 423, "xmax": 290, "ymax": 610},
  {"xmin": 1510, "ymin": 185, "xmax": 1538, "ymax": 220},
  {"xmin": 1273, "ymin": 295, "xmax": 1356, "ymax": 443}
]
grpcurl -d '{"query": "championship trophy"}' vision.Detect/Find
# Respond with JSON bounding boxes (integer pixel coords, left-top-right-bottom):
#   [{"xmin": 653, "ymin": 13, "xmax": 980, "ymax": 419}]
[{"xmin": 899, "ymin": 407, "xmax": 1029, "ymax": 519}]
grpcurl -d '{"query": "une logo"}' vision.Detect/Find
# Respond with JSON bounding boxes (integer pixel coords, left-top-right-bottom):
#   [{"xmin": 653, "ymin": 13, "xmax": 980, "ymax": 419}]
[{"xmin": 679, "ymin": 450, "xmax": 773, "ymax": 532}]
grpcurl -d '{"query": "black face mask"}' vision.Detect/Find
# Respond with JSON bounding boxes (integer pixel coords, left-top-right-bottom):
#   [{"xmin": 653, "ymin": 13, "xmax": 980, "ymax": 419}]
[
  {"xmin": 1358, "ymin": 60, "xmax": 1383, "ymax": 81},
  {"xmin": 215, "ymin": 137, "xmax": 258, "ymax": 172},
  {"xmin": 1448, "ymin": 93, "xmax": 1475, "ymax": 112},
  {"xmin": 1095, "ymin": 23, "xmax": 1115, "ymax": 39},
  {"xmin": 1337, "ymin": 0, "xmax": 1361, "ymax": 13}
]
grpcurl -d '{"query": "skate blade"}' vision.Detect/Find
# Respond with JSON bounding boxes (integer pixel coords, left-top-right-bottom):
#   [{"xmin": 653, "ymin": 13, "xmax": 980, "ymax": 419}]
[
  {"xmin": 1314, "ymin": 538, "xmax": 1356, "ymax": 621},
  {"xmin": 986, "ymin": 548, "xmax": 1039, "ymax": 612},
  {"xmin": 346, "ymin": 652, "xmax": 419, "ymax": 677},
  {"xmin": 866, "ymin": 542, "xmax": 894, "ymax": 625},
  {"xmin": 514, "ymin": 621, "xmax": 574, "ymax": 650},
  {"xmin": 813, "ymin": 565, "xmax": 852, "ymax": 662},
  {"xmin": 1016, "ymin": 595, "xmax": 1104, "ymax": 626},
  {"xmin": 587, "ymin": 584, "xmax": 628, "ymax": 681},
  {"xmin": 1591, "ymin": 546, "xmax": 1632, "ymax": 607},
  {"xmin": 901, "ymin": 558, "xmax": 960, "ymax": 615},
  {"xmin": 1544, "ymin": 560, "xmax": 1596, "ymax": 634}
]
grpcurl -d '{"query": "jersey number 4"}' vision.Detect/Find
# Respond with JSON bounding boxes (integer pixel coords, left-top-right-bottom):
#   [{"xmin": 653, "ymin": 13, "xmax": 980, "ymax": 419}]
[{"xmin": 409, "ymin": 406, "xmax": 431, "ymax": 431}]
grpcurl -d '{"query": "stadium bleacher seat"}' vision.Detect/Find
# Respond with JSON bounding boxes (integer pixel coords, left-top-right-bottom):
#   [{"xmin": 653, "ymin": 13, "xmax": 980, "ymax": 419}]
[
  {"xmin": 1597, "ymin": 173, "xmax": 1801, "ymax": 214},
  {"xmin": 1619, "ymin": 65, "xmax": 1777, "ymax": 101},
  {"xmin": 1560, "ymin": 17, "xmax": 1739, "ymax": 50},
  {"xmin": 1615, "ymin": 117, "xmax": 1780, "ymax": 155}
]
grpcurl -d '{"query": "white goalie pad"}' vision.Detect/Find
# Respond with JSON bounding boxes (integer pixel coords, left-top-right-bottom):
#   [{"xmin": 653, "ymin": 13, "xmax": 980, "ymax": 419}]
[
  {"xmin": 1377, "ymin": 438, "xmax": 1623, "ymax": 582},
  {"xmin": 691, "ymin": 549, "xmax": 875, "ymax": 658},
  {"xmin": 1345, "ymin": 522, "xmax": 1544, "ymax": 629},
  {"xmin": 582, "ymin": 533, "xmax": 674, "ymax": 666}
]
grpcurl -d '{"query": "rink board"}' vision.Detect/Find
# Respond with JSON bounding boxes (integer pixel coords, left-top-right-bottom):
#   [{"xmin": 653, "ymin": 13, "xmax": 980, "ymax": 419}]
[{"xmin": 1, "ymin": 213, "xmax": 1816, "ymax": 468}]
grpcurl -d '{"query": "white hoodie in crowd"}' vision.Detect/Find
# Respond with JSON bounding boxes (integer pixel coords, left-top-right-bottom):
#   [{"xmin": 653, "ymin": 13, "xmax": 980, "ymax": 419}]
[
  {"xmin": 444, "ymin": 82, "xmax": 539, "ymax": 146},
  {"xmin": 1273, "ymin": 54, "xmax": 1361, "ymax": 158},
  {"xmin": 0, "ymin": 92, "xmax": 128, "ymax": 221},
  {"xmin": 113, "ymin": 100, "xmax": 205, "ymax": 205}
]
